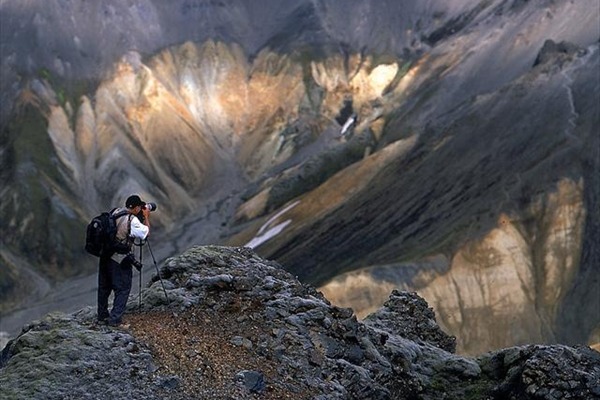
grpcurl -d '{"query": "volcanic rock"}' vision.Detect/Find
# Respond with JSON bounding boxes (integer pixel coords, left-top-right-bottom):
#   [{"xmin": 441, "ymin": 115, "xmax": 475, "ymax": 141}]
[{"xmin": 1, "ymin": 246, "xmax": 598, "ymax": 399}]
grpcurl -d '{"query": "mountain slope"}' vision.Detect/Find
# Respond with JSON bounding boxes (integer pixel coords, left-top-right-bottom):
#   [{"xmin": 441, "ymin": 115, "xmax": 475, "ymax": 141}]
[{"xmin": 0, "ymin": 0, "xmax": 598, "ymax": 355}]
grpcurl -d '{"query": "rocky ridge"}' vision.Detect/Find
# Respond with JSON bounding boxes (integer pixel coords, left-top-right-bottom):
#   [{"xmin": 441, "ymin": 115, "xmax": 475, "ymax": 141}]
[{"xmin": 1, "ymin": 246, "xmax": 598, "ymax": 399}]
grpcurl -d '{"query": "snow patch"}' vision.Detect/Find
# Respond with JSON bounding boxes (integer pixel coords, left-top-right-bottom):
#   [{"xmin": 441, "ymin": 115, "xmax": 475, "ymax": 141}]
[
  {"xmin": 245, "ymin": 201, "xmax": 300, "ymax": 249},
  {"xmin": 0, "ymin": 331, "xmax": 11, "ymax": 350}
]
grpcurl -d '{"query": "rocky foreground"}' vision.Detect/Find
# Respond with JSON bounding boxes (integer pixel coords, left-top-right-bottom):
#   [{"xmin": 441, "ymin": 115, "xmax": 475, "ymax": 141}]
[{"xmin": 1, "ymin": 246, "xmax": 599, "ymax": 399}]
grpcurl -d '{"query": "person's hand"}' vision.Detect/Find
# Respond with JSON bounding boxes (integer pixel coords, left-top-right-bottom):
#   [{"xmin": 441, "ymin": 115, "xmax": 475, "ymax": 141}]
[
  {"xmin": 142, "ymin": 206, "xmax": 150, "ymax": 222},
  {"xmin": 133, "ymin": 259, "xmax": 143, "ymax": 271}
]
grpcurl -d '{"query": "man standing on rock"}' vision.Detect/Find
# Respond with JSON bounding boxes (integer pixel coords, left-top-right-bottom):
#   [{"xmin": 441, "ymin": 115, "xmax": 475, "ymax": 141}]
[{"xmin": 97, "ymin": 195, "xmax": 150, "ymax": 328}]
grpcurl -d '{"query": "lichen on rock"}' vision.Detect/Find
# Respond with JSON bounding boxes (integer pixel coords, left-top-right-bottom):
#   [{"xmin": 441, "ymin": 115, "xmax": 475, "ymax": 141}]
[{"xmin": 1, "ymin": 246, "xmax": 598, "ymax": 399}]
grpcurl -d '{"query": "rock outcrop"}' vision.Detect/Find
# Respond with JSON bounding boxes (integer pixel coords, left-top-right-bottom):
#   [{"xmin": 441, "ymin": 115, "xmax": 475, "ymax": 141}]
[{"xmin": 1, "ymin": 246, "xmax": 598, "ymax": 399}]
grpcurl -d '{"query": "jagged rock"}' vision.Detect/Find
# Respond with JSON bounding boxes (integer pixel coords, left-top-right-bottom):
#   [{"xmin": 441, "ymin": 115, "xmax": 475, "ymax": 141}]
[
  {"xmin": 363, "ymin": 289, "xmax": 456, "ymax": 353},
  {"xmin": 0, "ymin": 309, "xmax": 168, "ymax": 399},
  {"xmin": 157, "ymin": 376, "xmax": 181, "ymax": 391},
  {"xmin": 533, "ymin": 39, "xmax": 585, "ymax": 67},
  {"xmin": 481, "ymin": 345, "xmax": 600, "ymax": 400},
  {"xmin": 1, "ymin": 246, "xmax": 598, "ymax": 399},
  {"xmin": 235, "ymin": 370, "xmax": 266, "ymax": 394}
]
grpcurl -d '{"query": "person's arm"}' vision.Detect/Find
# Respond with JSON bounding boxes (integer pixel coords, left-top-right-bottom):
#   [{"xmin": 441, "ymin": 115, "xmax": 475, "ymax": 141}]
[{"xmin": 130, "ymin": 213, "xmax": 149, "ymax": 240}]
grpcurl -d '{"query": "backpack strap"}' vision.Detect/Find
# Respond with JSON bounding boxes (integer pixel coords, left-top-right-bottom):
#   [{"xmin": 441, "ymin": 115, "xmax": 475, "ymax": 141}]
[
  {"xmin": 127, "ymin": 214, "xmax": 133, "ymax": 240},
  {"xmin": 112, "ymin": 208, "xmax": 129, "ymax": 220},
  {"xmin": 111, "ymin": 209, "xmax": 133, "ymax": 252}
]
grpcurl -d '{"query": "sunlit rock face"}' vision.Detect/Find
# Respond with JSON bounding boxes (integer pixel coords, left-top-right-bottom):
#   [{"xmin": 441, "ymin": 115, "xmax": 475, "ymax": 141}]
[
  {"xmin": 1, "ymin": 0, "xmax": 599, "ymax": 355},
  {"xmin": 243, "ymin": 38, "xmax": 599, "ymax": 354},
  {"xmin": 321, "ymin": 179, "xmax": 587, "ymax": 354}
]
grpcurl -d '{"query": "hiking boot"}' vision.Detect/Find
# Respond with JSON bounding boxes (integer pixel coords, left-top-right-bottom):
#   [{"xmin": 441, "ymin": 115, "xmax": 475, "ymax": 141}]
[{"xmin": 109, "ymin": 321, "xmax": 130, "ymax": 329}]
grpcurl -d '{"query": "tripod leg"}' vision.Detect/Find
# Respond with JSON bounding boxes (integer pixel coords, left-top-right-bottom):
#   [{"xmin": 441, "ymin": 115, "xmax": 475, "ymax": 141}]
[
  {"xmin": 139, "ymin": 244, "xmax": 143, "ymax": 310},
  {"xmin": 146, "ymin": 239, "xmax": 170, "ymax": 304},
  {"xmin": 139, "ymin": 268, "xmax": 142, "ymax": 310}
]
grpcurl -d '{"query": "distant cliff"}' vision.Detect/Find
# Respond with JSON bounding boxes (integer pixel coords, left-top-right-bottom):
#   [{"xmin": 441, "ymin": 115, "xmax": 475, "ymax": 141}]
[
  {"xmin": 0, "ymin": 0, "xmax": 599, "ymax": 355},
  {"xmin": 1, "ymin": 246, "xmax": 599, "ymax": 400}
]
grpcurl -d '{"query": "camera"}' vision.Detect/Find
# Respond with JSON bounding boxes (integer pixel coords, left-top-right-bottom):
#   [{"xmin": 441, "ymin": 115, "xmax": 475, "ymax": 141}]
[{"xmin": 137, "ymin": 202, "xmax": 157, "ymax": 223}]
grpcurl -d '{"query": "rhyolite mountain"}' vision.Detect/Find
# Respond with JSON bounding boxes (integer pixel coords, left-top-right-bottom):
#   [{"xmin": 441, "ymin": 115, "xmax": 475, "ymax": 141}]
[
  {"xmin": 1, "ymin": 246, "xmax": 599, "ymax": 399},
  {"xmin": 0, "ymin": 0, "xmax": 599, "ymax": 355}
]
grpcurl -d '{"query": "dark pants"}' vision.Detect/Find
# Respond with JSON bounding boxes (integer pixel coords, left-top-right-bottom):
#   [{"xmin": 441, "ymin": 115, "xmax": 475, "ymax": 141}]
[{"xmin": 97, "ymin": 256, "xmax": 133, "ymax": 325}]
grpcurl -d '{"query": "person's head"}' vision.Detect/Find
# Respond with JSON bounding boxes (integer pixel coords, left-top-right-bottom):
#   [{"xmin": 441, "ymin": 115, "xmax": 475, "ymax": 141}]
[{"xmin": 125, "ymin": 195, "xmax": 145, "ymax": 214}]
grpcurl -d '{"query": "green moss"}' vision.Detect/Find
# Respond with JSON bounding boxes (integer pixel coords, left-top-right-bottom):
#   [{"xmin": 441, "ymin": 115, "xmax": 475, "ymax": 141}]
[
  {"xmin": 38, "ymin": 68, "xmax": 51, "ymax": 81},
  {"xmin": 0, "ymin": 257, "xmax": 21, "ymax": 315},
  {"xmin": 370, "ymin": 52, "xmax": 397, "ymax": 66},
  {"xmin": 426, "ymin": 375, "xmax": 494, "ymax": 400},
  {"xmin": 56, "ymin": 89, "xmax": 66, "ymax": 107},
  {"xmin": 289, "ymin": 47, "xmax": 327, "ymax": 111},
  {"xmin": 463, "ymin": 384, "xmax": 493, "ymax": 399},
  {"xmin": 35, "ymin": 67, "xmax": 98, "ymax": 121},
  {"xmin": 266, "ymin": 131, "xmax": 375, "ymax": 213},
  {"xmin": 1, "ymin": 102, "xmax": 88, "ymax": 282}
]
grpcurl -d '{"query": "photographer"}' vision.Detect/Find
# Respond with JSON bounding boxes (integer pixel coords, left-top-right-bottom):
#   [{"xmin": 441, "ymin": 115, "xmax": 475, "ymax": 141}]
[{"xmin": 97, "ymin": 195, "xmax": 151, "ymax": 328}]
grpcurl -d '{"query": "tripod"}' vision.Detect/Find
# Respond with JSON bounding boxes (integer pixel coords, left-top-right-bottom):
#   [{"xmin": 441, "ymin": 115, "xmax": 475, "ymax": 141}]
[{"xmin": 134, "ymin": 238, "xmax": 170, "ymax": 309}]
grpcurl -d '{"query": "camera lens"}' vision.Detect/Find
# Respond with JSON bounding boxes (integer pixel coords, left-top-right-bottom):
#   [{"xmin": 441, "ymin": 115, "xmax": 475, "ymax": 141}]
[{"xmin": 145, "ymin": 202, "xmax": 157, "ymax": 211}]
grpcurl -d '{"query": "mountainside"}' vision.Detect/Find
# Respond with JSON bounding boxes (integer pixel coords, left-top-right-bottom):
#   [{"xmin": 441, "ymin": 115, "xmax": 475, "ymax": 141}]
[
  {"xmin": 2, "ymin": 246, "xmax": 599, "ymax": 400},
  {"xmin": 1, "ymin": 0, "xmax": 599, "ymax": 355}
]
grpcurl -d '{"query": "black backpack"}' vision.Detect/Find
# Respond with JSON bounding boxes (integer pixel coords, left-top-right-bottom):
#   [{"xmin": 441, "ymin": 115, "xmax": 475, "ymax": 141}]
[{"xmin": 85, "ymin": 208, "xmax": 130, "ymax": 257}]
